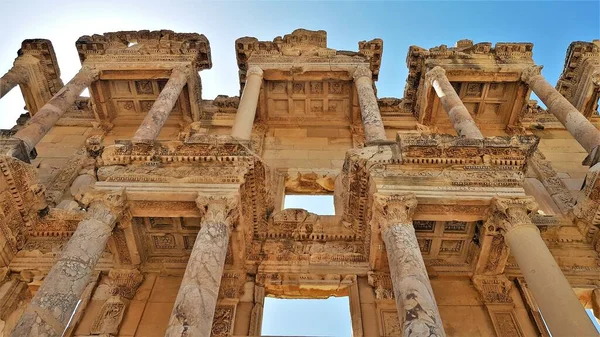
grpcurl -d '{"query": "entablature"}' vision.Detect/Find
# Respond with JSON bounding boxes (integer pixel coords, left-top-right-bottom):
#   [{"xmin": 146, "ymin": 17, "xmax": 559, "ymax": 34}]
[
  {"xmin": 556, "ymin": 40, "xmax": 600, "ymax": 120},
  {"xmin": 403, "ymin": 40, "xmax": 535, "ymax": 134},
  {"xmin": 235, "ymin": 28, "xmax": 382, "ymax": 90}
]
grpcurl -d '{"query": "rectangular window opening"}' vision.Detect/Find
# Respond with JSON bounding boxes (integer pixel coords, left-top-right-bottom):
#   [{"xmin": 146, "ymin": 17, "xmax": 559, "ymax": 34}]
[
  {"xmin": 261, "ymin": 296, "xmax": 352, "ymax": 336},
  {"xmin": 283, "ymin": 194, "xmax": 335, "ymax": 215}
]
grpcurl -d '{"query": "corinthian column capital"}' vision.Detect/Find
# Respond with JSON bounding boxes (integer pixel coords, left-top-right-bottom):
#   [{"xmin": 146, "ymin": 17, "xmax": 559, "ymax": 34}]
[
  {"xmin": 196, "ymin": 194, "xmax": 239, "ymax": 226},
  {"xmin": 373, "ymin": 193, "xmax": 418, "ymax": 230},
  {"xmin": 490, "ymin": 196, "xmax": 538, "ymax": 233},
  {"xmin": 520, "ymin": 65, "xmax": 543, "ymax": 84},
  {"xmin": 352, "ymin": 65, "xmax": 372, "ymax": 81},
  {"xmin": 246, "ymin": 65, "xmax": 264, "ymax": 78},
  {"xmin": 80, "ymin": 189, "xmax": 128, "ymax": 223},
  {"xmin": 425, "ymin": 66, "xmax": 447, "ymax": 84}
]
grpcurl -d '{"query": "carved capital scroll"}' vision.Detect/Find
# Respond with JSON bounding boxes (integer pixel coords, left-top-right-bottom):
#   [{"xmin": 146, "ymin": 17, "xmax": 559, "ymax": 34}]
[
  {"xmin": 490, "ymin": 197, "xmax": 538, "ymax": 234},
  {"xmin": 195, "ymin": 194, "xmax": 239, "ymax": 227},
  {"xmin": 373, "ymin": 193, "xmax": 418, "ymax": 230},
  {"xmin": 352, "ymin": 65, "xmax": 372, "ymax": 81},
  {"xmin": 246, "ymin": 65, "xmax": 264, "ymax": 78},
  {"xmin": 520, "ymin": 65, "xmax": 543, "ymax": 84},
  {"xmin": 80, "ymin": 188, "xmax": 128, "ymax": 224},
  {"xmin": 425, "ymin": 66, "xmax": 447, "ymax": 84}
]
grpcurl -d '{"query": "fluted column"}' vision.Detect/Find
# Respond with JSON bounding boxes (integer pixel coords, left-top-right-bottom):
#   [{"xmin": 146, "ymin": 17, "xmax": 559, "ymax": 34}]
[
  {"xmin": 10, "ymin": 190, "xmax": 126, "ymax": 337},
  {"xmin": 132, "ymin": 66, "xmax": 191, "ymax": 144},
  {"xmin": 491, "ymin": 197, "xmax": 598, "ymax": 337},
  {"xmin": 522, "ymin": 66, "xmax": 600, "ymax": 154},
  {"xmin": 0, "ymin": 64, "xmax": 28, "ymax": 99},
  {"xmin": 374, "ymin": 193, "xmax": 446, "ymax": 337},
  {"xmin": 231, "ymin": 66, "xmax": 263, "ymax": 140},
  {"xmin": 13, "ymin": 66, "xmax": 99, "ymax": 154},
  {"xmin": 353, "ymin": 65, "xmax": 387, "ymax": 144},
  {"xmin": 165, "ymin": 195, "xmax": 238, "ymax": 337},
  {"xmin": 425, "ymin": 66, "xmax": 484, "ymax": 139}
]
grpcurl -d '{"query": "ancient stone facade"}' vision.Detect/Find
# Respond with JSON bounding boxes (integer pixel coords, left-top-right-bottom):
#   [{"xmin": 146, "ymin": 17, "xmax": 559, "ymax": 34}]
[{"xmin": 0, "ymin": 29, "xmax": 599, "ymax": 337}]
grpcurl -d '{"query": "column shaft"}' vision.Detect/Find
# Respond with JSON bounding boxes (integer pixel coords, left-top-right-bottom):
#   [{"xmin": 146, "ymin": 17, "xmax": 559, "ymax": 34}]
[
  {"xmin": 10, "ymin": 203, "xmax": 120, "ymax": 337},
  {"xmin": 13, "ymin": 66, "xmax": 98, "ymax": 153},
  {"xmin": 165, "ymin": 196, "xmax": 237, "ymax": 337},
  {"xmin": 505, "ymin": 225, "xmax": 598, "ymax": 336},
  {"xmin": 523, "ymin": 67, "xmax": 600, "ymax": 154},
  {"xmin": 383, "ymin": 225, "xmax": 446, "ymax": 337},
  {"xmin": 132, "ymin": 67, "xmax": 190, "ymax": 143},
  {"xmin": 231, "ymin": 66, "xmax": 263, "ymax": 140},
  {"xmin": 353, "ymin": 66, "xmax": 387, "ymax": 144},
  {"xmin": 425, "ymin": 66, "xmax": 484, "ymax": 139},
  {"xmin": 0, "ymin": 65, "xmax": 27, "ymax": 99},
  {"xmin": 376, "ymin": 194, "xmax": 446, "ymax": 337}
]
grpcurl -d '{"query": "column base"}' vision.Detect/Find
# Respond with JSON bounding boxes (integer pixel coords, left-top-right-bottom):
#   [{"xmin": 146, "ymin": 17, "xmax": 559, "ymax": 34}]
[
  {"xmin": 583, "ymin": 145, "xmax": 600, "ymax": 166},
  {"xmin": 0, "ymin": 136, "xmax": 35, "ymax": 163}
]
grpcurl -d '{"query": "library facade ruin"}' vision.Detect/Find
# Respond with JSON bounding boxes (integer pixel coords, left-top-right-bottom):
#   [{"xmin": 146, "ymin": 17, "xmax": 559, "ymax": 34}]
[{"xmin": 0, "ymin": 29, "xmax": 599, "ymax": 336}]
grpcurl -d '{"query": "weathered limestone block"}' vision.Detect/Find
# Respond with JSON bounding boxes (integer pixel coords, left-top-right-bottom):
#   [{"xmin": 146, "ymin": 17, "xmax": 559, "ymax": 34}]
[
  {"xmin": 165, "ymin": 195, "xmax": 238, "ymax": 337},
  {"xmin": 9, "ymin": 190, "xmax": 126, "ymax": 337},
  {"xmin": 353, "ymin": 66, "xmax": 387, "ymax": 144},
  {"xmin": 12, "ymin": 66, "xmax": 99, "ymax": 155},
  {"xmin": 132, "ymin": 66, "xmax": 191, "ymax": 144},
  {"xmin": 0, "ymin": 65, "xmax": 28, "ymax": 99},
  {"xmin": 231, "ymin": 66, "xmax": 264, "ymax": 140},
  {"xmin": 374, "ymin": 193, "xmax": 446, "ymax": 337},
  {"xmin": 425, "ymin": 66, "xmax": 484, "ymax": 139},
  {"xmin": 522, "ymin": 66, "xmax": 600, "ymax": 156},
  {"xmin": 491, "ymin": 197, "xmax": 599, "ymax": 337}
]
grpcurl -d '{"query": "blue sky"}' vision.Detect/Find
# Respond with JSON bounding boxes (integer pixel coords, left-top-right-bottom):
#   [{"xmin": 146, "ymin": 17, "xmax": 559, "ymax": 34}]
[
  {"xmin": 0, "ymin": 1, "xmax": 598, "ymax": 335},
  {"xmin": 0, "ymin": 1, "xmax": 599, "ymax": 127}
]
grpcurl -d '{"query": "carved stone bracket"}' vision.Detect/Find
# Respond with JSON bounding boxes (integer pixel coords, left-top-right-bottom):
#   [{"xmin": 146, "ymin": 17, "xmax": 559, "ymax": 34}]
[
  {"xmin": 472, "ymin": 275, "xmax": 513, "ymax": 304},
  {"xmin": 90, "ymin": 269, "xmax": 143, "ymax": 335}
]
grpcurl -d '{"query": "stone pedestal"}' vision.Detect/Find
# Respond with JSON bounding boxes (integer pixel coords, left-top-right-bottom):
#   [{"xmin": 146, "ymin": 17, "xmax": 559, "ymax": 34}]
[
  {"xmin": 13, "ymin": 66, "xmax": 99, "ymax": 154},
  {"xmin": 231, "ymin": 66, "xmax": 264, "ymax": 140},
  {"xmin": 492, "ymin": 197, "xmax": 598, "ymax": 337},
  {"xmin": 9, "ymin": 191, "xmax": 125, "ymax": 337},
  {"xmin": 375, "ymin": 193, "xmax": 446, "ymax": 337},
  {"xmin": 353, "ymin": 66, "xmax": 387, "ymax": 144},
  {"xmin": 132, "ymin": 66, "xmax": 191, "ymax": 144},
  {"xmin": 522, "ymin": 66, "xmax": 600, "ymax": 155},
  {"xmin": 425, "ymin": 66, "xmax": 484, "ymax": 139},
  {"xmin": 165, "ymin": 195, "xmax": 238, "ymax": 337},
  {"xmin": 0, "ymin": 65, "xmax": 27, "ymax": 99}
]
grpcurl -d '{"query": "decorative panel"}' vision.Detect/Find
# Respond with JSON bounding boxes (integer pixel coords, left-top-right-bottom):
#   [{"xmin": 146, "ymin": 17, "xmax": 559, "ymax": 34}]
[
  {"xmin": 432, "ymin": 81, "xmax": 519, "ymax": 130},
  {"xmin": 98, "ymin": 79, "xmax": 186, "ymax": 119},
  {"xmin": 265, "ymin": 79, "xmax": 352, "ymax": 124},
  {"xmin": 135, "ymin": 217, "xmax": 234, "ymax": 261}
]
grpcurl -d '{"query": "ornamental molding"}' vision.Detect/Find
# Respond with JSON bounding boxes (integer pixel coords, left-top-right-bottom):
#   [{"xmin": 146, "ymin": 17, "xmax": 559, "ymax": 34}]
[{"xmin": 76, "ymin": 30, "xmax": 212, "ymax": 71}]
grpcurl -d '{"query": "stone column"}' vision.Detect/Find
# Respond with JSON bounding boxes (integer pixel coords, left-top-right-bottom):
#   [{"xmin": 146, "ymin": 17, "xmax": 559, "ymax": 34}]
[
  {"xmin": 231, "ymin": 66, "xmax": 263, "ymax": 140},
  {"xmin": 374, "ymin": 193, "xmax": 446, "ymax": 337},
  {"xmin": 10, "ymin": 190, "xmax": 126, "ymax": 337},
  {"xmin": 353, "ymin": 65, "xmax": 387, "ymax": 144},
  {"xmin": 425, "ymin": 66, "xmax": 484, "ymax": 139},
  {"xmin": 132, "ymin": 66, "xmax": 191, "ymax": 144},
  {"xmin": 12, "ymin": 66, "xmax": 99, "ymax": 154},
  {"xmin": 491, "ymin": 197, "xmax": 598, "ymax": 337},
  {"xmin": 165, "ymin": 195, "xmax": 238, "ymax": 337},
  {"xmin": 0, "ymin": 65, "xmax": 28, "ymax": 99},
  {"xmin": 522, "ymin": 66, "xmax": 600, "ymax": 155}
]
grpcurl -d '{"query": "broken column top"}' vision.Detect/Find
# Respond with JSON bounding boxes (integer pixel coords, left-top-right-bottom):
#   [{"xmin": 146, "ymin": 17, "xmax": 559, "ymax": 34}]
[
  {"xmin": 75, "ymin": 30, "xmax": 212, "ymax": 71},
  {"xmin": 234, "ymin": 28, "xmax": 383, "ymax": 85}
]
